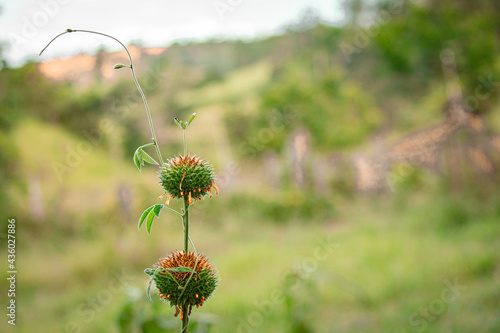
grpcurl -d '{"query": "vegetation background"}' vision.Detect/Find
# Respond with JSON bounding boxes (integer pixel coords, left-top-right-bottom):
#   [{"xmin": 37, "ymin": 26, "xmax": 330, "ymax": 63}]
[{"xmin": 1, "ymin": 1, "xmax": 499, "ymax": 332}]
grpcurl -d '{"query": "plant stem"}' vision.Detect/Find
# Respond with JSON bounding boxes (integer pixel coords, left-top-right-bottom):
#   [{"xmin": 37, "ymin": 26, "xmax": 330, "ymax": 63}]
[
  {"xmin": 183, "ymin": 129, "xmax": 187, "ymax": 156},
  {"xmin": 181, "ymin": 195, "xmax": 190, "ymax": 332},
  {"xmin": 183, "ymin": 196, "xmax": 190, "ymax": 253},
  {"xmin": 39, "ymin": 29, "xmax": 164, "ymax": 165},
  {"xmin": 163, "ymin": 205, "xmax": 184, "ymax": 218},
  {"xmin": 181, "ymin": 305, "xmax": 189, "ymax": 332}
]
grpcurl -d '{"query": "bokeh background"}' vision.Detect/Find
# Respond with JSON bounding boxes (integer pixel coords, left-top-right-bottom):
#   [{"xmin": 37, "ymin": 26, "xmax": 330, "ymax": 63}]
[{"xmin": 1, "ymin": 1, "xmax": 500, "ymax": 332}]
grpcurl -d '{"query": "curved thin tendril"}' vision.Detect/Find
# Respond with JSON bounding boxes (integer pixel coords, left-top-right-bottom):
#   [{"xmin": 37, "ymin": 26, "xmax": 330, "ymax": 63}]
[{"xmin": 40, "ymin": 29, "xmax": 164, "ymax": 165}]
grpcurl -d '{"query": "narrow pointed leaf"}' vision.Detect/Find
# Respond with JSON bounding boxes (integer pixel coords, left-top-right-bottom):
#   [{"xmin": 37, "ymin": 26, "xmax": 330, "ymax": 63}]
[
  {"xmin": 133, "ymin": 143, "xmax": 157, "ymax": 170},
  {"xmin": 114, "ymin": 63, "xmax": 127, "ymax": 69},
  {"xmin": 133, "ymin": 148, "xmax": 143, "ymax": 171},
  {"xmin": 174, "ymin": 118, "xmax": 182, "ymax": 129},
  {"xmin": 153, "ymin": 204, "xmax": 163, "ymax": 217},
  {"xmin": 138, "ymin": 206, "xmax": 154, "ymax": 230},
  {"xmin": 141, "ymin": 150, "xmax": 159, "ymax": 165},
  {"xmin": 146, "ymin": 209, "xmax": 156, "ymax": 234},
  {"xmin": 166, "ymin": 267, "xmax": 196, "ymax": 273},
  {"xmin": 188, "ymin": 113, "xmax": 196, "ymax": 126}
]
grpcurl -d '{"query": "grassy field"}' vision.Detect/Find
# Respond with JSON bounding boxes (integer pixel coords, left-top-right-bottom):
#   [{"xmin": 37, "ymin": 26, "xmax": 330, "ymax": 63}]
[
  {"xmin": 2, "ymin": 121, "xmax": 499, "ymax": 332},
  {"xmin": 3, "ymin": 194, "xmax": 500, "ymax": 332},
  {"xmin": 0, "ymin": 106, "xmax": 499, "ymax": 333}
]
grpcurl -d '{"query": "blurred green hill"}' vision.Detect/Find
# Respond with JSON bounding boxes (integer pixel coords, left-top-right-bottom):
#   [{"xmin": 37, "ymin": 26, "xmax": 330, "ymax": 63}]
[{"xmin": 1, "ymin": 1, "xmax": 500, "ymax": 332}]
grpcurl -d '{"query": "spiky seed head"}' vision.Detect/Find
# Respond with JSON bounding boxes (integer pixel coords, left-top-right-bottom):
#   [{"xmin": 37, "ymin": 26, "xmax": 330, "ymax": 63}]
[
  {"xmin": 145, "ymin": 251, "xmax": 218, "ymax": 312},
  {"xmin": 159, "ymin": 154, "xmax": 217, "ymax": 205}
]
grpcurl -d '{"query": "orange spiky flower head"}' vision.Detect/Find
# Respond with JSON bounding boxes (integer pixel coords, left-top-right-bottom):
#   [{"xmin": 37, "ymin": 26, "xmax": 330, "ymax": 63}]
[
  {"xmin": 158, "ymin": 154, "xmax": 218, "ymax": 206},
  {"xmin": 145, "ymin": 251, "xmax": 218, "ymax": 319}
]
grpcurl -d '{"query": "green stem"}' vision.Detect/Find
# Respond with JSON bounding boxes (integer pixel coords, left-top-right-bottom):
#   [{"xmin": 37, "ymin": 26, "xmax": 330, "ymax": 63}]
[
  {"xmin": 182, "ymin": 196, "xmax": 190, "ymax": 253},
  {"xmin": 163, "ymin": 205, "xmax": 184, "ymax": 218},
  {"xmin": 183, "ymin": 129, "xmax": 187, "ymax": 156},
  {"xmin": 181, "ymin": 305, "xmax": 189, "ymax": 332},
  {"xmin": 180, "ymin": 118, "xmax": 190, "ymax": 332},
  {"xmin": 40, "ymin": 29, "xmax": 164, "ymax": 165},
  {"xmin": 181, "ymin": 195, "xmax": 190, "ymax": 332}
]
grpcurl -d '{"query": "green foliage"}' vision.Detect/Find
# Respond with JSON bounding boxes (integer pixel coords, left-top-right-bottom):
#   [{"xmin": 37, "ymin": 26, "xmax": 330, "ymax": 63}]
[
  {"xmin": 226, "ymin": 190, "xmax": 335, "ymax": 223},
  {"xmin": 0, "ymin": 125, "xmax": 16, "ymax": 222},
  {"xmin": 223, "ymin": 111, "xmax": 253, "ymax": 146},
  {"xmin": 173, "ymin": 113, "xmax": 196, "ymax": 130},
  {"xmin": 59, "ymin": 88, "xmax": 105, "ymax": 133},
  {"xmin": 283, "ymin": 272, "xmax": 318, "ymax": 333},
  {"xmin": 134, "ymin": 144, "xmax": 159, "ymax": 171},
  {"xmin": 138, "ymin": 204, "xmax": 165, "ymax": 234},
  {"xmin": 0, "ymin": 63, "xmax": 77, "ymax": 222},
  {"xmin": 1, "ymin": 63, "xmax": 68, "ymax": 125},
  {"xmin": 259, "ymin": 61, "xmax": 382, "ymax": 151},
  {"xmin": 373, "ymin": 0, "xmax": 500, "ymax": 112}
]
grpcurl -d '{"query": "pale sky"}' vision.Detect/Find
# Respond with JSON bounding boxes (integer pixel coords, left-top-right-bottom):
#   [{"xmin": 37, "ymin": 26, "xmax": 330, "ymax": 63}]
[{"xmin": 0, "ymin": 0, "xmax": 344, "ymax": 66}]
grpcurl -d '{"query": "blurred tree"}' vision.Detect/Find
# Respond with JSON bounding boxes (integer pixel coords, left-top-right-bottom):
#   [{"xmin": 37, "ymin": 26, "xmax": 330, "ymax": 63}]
[
  {"xmin": 373, "ymin": 0, "xmax": 500, "ymax": 113},
  {"xmin": 255, "ymin": 60, "xmax": 382, "ymax": 152}
]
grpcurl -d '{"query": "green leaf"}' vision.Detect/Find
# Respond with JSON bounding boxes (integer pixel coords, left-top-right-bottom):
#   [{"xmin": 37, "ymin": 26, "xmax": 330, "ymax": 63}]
[
  {"xmin": 113, "ymin": 63, "xmax": 128, "ymax": 69},
  {"xmin": 166, "ymin": 267, "xmax": 196, "ymax": 273},
  {"xmin": 153, "ymin": 204, "xmax": 163, "ymax": 217},
  {"xmin": 133, "ymin": 143, "xmax": 158, "ymax": 170},
  {"xmin": 138, "ymin": 206, "xmax": 154, "ymax": 230},
  {"xmin": 133, "ymin": 147, "xmax": 143, "ymax": 171},
  {"xmin": 141, "ymin": 150, "xmax": 159, "ymax": 165},
  {"xmin": 188, "ymin": 113, "xmax": 196, "ymax": 126},
  {"xmin": 146, "ymin": 209, "xmax": 156, "ymax": 234},
  {"xmin": 174, "ymin": 117, "xmax": 190, "ymax": 129}
]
